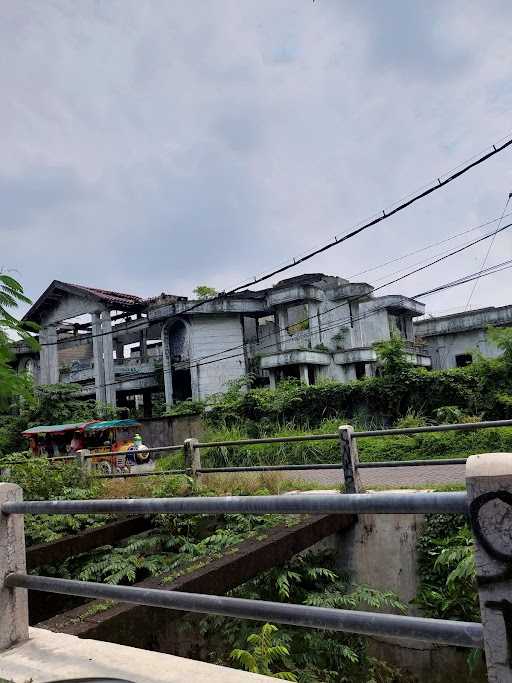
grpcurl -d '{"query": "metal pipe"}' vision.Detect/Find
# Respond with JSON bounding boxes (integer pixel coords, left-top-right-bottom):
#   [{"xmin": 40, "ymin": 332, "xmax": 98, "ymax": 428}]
[
  {"xmin": 193, "ymin": 419, "xmax": 512, "ymax": 449},
  {"xmin": 195, "ymin": 434, "xmax": 338, "ymax": 448},
  {"xmin": 353, "ymin": 419, "xmax": 512, "ymax": 438},
  {"xmin": 5, "ymin": 574, "xmax": 482, "ymax": 648},
  {"xmin": 197, "ymin": 463, "xmax": 342, "ymax": 473},
  {"xmin": 95, "ymin": 468, "xmax": 187, "ymax": 479},
  {"xmin": 1, "ymin": 491, "xmax": 467, "ymax": 516},
  {"xmin": 357, "ymin": 458, "xmax": 467, "ymax": 468},
  {"xmin": 83, "ymin": 445, "xmax": 183, "ymax": 459}
]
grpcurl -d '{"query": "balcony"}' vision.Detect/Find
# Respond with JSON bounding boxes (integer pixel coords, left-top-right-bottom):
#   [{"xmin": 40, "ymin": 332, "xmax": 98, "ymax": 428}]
[{"xmin": 60, "ymin": 357, "xmax": 160, "ymax": 385}]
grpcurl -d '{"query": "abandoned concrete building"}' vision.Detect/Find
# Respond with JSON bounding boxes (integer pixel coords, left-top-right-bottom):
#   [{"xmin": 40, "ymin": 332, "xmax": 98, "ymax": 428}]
[
  {"xmin": 13, "ymin": 274, "xmax": 429, "ymax": 413},
  {"xmin": 414, "ymin": 304, "xmax": 512, "ymax": 369},
  {"xmin": 14, "ymin": 274, "xmax": 510, "ymax": 414}
]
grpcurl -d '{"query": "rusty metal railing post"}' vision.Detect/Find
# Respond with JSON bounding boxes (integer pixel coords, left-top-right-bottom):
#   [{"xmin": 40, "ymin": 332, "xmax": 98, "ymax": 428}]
[
  {"xmin": 339, "ymin": 425, "xmax": 361, "ymax": 493},
  {"xmin": 184, "ymin": 438, "xmax": 201, "ymax": 483}
]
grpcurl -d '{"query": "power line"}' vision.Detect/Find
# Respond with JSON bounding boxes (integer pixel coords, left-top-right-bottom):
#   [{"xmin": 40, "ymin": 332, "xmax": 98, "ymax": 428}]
[
  {"xmin": 172, "ymin": 219, "xmax": 512, "ymax": 370},
  {"xmin": 415, "ymin": 258, "xmax": 512, "ymax": 298},
  {"xmin": 89, "ymin": 219, "xmax": 512, "ymax": 389},
  {"xmin": 347, "ymin": 212, "xmax": 512, "ymax": 280},
  {"xmin": 227, "ymin": 135, "xmax": 512, "ymax": 293},
  {"xmin": 38, "ymin": 132, "xmax": 512, "ymax": 349},
  {"xmin": 465, "ymin": 194, "xmax": 512, "ymax": 310}
]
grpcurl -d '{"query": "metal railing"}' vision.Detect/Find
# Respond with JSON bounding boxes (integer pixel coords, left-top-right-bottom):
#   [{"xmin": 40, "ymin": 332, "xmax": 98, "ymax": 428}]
[
  {"xmin": 0, "ymin": 487, "xmax": 482, "ymax": 651},
  {"xmin": 1, "ymin": 450, "xmax": 510, "ymax": 678},
  {"xmin": 6, "ymin": 418, "xmax": 510, "ymax": 481},
  {"xmin": 106, "ymin": 418, "xmax": 512, "ymax": 483}
]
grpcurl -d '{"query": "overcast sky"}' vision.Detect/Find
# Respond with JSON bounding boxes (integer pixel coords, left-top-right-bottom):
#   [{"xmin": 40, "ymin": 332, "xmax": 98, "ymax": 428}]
[{"xmin": 2, "ymin": 1, "xmax": 512, "ymax": 318}]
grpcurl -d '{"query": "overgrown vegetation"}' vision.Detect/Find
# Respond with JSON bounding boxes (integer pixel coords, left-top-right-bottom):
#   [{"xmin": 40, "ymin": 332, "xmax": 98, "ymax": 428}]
[
  {"xmin": 201, "ymin": 550, "xmax": 411, "ymax": 683},
  {"xmin": 414, "ymin": 514, "xmax": 479, "ymax": 623},
  {"xmin": 190, "ymin": 328, "xmax": 512, "ymax": 429}
]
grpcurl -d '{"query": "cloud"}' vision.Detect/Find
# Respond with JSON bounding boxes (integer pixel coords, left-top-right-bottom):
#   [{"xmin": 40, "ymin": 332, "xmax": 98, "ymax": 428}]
[{"xmin": 0, "ymin": 166, "xmax": 92, "ymax": 231}]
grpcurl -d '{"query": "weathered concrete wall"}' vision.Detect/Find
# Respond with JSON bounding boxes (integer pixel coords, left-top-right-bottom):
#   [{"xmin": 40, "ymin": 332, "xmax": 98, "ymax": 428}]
[
  {"xmin": 333, "ymin": 503, "xmax": 485, "ymax": 682},
  {"xmin": 137, "ymin": 414, "xmax": 204, "ymax": 448},
  {"xmin": 190, "ymin": 315, "xmax": 246, "ymax": 399},
  {"xmin": 336, "ymin": 508, "xmax": 424, "ymax": 610},
  {"xmin": 422, "ymin": 328, "xmax": 501, "ymax": 370}
]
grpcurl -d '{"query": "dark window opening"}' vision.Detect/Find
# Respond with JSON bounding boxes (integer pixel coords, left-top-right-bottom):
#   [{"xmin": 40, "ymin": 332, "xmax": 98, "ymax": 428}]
[
  {"xmin": 455, "ymin": 353, "xmax": 473, "ymax": 368},
  {"xmin": 355, "ymin": 361, "xmax": 366, "ymax": 379},
  {"xmin": 281, "ymin": 364, "xmax": 301, "ymax": 380},
  {"xmin": 172, "ymin": 368, "xmax": 192, "ymax": 401}
]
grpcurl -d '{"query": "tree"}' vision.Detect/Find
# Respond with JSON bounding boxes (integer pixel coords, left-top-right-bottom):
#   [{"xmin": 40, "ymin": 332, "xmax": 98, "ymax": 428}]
[
  {"xmin": 486, "ymin": 325, "xmax": 512, "ymax": 364},
  {"xmin": 193, "ymin": 285, "xmax": 217, "ymax": 300},
  {"xmin": 0, "ymin": 273, "xmax": 38, "ymax": 403},
  {"xmin": 373, "ymin": 333, "xmax": 410, "ymax": 377}
]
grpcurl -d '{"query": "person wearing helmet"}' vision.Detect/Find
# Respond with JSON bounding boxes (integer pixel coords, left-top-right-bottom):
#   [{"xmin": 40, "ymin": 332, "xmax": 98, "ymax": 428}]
[{"xmin": 127, "ymin": 433, "xmax": 150, "ymax": 465}]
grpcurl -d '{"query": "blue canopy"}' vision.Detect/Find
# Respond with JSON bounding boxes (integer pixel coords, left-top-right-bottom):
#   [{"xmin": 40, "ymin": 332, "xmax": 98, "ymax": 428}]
[{"xmin": 84, "ymin": 419, "xmax": 141, "ymax": 432}]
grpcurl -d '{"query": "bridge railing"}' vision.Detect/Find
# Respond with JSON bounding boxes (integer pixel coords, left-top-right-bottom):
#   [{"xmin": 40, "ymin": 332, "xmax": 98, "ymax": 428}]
[
  {"xmin": 1, "ymin": 451, "xmax": 511, "ymax": 680},
  {"xmin": 82, "ymin": 418, "xmax": 512, "ymax": 486}
]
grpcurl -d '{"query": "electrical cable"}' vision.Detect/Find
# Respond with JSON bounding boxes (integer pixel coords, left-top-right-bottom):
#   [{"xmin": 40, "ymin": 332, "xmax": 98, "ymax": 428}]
[
  {"xmin": 37, "ymin": 133, "xmax": 512, "ymax": 349},
  {"xmin": 88, "ymin": 220, "xmax": 512, "ymax": 390},
  {"xmin": 465, "ymin": 194, "xmax": 512, "ymax": 310}
]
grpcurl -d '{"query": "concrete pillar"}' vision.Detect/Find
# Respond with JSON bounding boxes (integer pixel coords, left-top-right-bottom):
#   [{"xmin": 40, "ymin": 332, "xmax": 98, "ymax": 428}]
[
  {"xmin": 277, "ymin": 308, "xmax": 289, "ymax": 350},
  {"xmin": 91, "ymin": 312, "xmax": 106, "ymax": 404},
  {"xmin": 46, "ymin": 325, "xmax": 59, "ymax": 384},
  {"xmin": 139, "ymin": 329, "xmax": 148, "ymax": 359},
  {"xmin": 299, "ymin": 364, "xmax": 309, "ymax": 385},
  {"xmin": 268, "ymin": 371, "xmax": 276, "ymax": 390},
  {"xmin": 309, "ymin": 302, "xmax": 321, "ymax": 348},
  {"xmin": 161, "ymin": 326, "xmax": 173, "ymax": 406},
  {"xmin": 38, "ymin": 327, "xmax": 50, "ymax": 384},
  {"xmin": 101, "ymin": 311, "xmax": 116, "ymax": 406},
  {"xmin": 466, "ymin": 453, "xmax": 512, "ymax": 682},
  {"xmin": 115, "ymin": 340, "xmax": 125, "ymax": 362},
  {"xmin": 0, "ymin": 483, "xmax": 28, "ymax": 651}
]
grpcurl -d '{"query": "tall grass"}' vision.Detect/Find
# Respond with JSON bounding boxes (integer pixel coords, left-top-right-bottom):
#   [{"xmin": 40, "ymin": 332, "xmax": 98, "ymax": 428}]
[{"xmin": 201, "ymin": 420, "xmax": 512, "ymax": 469}]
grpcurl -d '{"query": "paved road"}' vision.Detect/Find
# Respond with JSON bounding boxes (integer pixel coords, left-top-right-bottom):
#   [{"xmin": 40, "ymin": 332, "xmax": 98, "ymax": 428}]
[
  {"xmin": 278, "ymin": 463, "xmax": 466, "ymax": 489},
  {"xmin": 134, "ymin": 461, "xmax": 466, "ymax": 488}
]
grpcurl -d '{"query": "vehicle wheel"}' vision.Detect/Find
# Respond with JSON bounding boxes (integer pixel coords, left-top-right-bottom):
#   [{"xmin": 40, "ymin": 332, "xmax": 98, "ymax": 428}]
[
  {"xmin": 135, "ymin": 450, "xmax": 150, "ymax": 464},
  {"xmin": 98, "ymin": 461, "xmax": 112, "ymax": 475}
]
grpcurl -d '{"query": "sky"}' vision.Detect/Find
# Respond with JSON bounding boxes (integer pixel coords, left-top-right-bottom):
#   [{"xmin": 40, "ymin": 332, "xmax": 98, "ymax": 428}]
[{"xmin": 2, "ymin": 0, "xmax": 512, "ymax": 319}]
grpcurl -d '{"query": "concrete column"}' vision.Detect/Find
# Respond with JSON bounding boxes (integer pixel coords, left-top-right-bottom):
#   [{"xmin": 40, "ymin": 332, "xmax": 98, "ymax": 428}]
[
  {"xmin": 46, "ymin": 325, "xmax": 59, "ymax": 384},
  {"xmin": 299, "ymin": 364, "xmax": 309, "ymax": 385},
  {"xmin": 91, "ymin": 312, "xmax": 106, "ymax": 404},
  {"xmin": 268, "ymin": 370, "xmax": 276, "ymax": 390},
  {"xmin": 466, "ymin": 453, "xmax": 512, "ymax": 682},
  {"xmin": 161, "ymin": 326, "xmax": 173, "ymax": 406},
  {"xmin": 101, "ymin": 311, "xmax": 116, "ymax": 406},
  {"xmin": 0, "ymin": 483, "xmax": 28, "ymax": 651},
  {"xmin": 139, "ymin": 329, "xmax": 148, "ymax": 360},
  {"xmin": 38, "ymin": 327, "xmax": 50, "ymax": 384},
  {"xmin": 115, "ymin": 341, "xmax": 125, "ymax": 362},
  {"xmin": 277, "ymin": 308, "xmax": 289, "ymax": 350},
  {"xmin": 309, "ymin": 302, "xmax": 321, "ymax": 348}
]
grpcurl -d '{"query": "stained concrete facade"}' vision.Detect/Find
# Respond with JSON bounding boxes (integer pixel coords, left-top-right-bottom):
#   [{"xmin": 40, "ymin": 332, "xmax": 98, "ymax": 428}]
[
  {"xmin": 414, "ymin": 304, "xmax": 512, "ymax": 370},
  {"xmin": 14, "ymin": 274, "xmax": 433, "ymax": 412}
]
